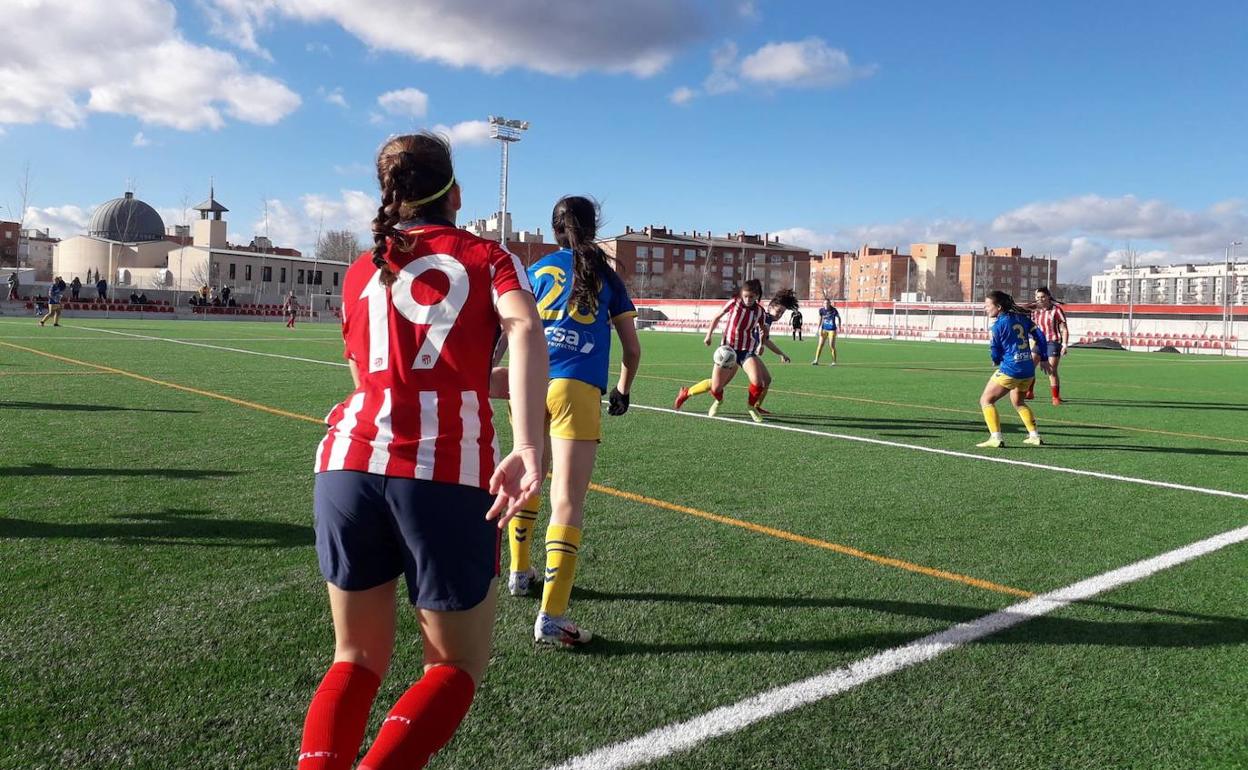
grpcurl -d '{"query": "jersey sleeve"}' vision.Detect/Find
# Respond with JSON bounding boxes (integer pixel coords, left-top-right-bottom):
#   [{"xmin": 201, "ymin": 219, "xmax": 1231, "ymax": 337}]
[
  {"xmin": 606, "ymin": 271, "xmax": 637, "ymax": 320},
  {"xmin": 988, "ymin": 320, "xmax": 1004, "ymax": 365},
  {"xmin": 488, "ymin": 244, "xmax": 533, "ymax": 306}
]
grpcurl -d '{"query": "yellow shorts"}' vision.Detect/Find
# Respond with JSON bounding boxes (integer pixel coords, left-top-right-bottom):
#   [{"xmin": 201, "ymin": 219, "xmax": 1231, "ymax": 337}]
[
  {"xmin": 991, "ymin": 372, "xmax": 1035, "ymax": 391},
  {"xmin": 547, "ymin": 378, "xmax": 602, "ymax": 441},
  {"xmin": 820, "ymin": 329, "xmax": 837, "ymax": 341}
]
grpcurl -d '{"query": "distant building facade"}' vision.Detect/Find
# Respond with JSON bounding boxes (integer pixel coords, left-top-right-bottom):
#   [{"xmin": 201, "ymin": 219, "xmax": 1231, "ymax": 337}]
[
  {"xmin": 0, "ymin": 221, "xmax": 19, "ymax": 267},
  {"xmin": 1091, "ymin": 262, "xmax": 1248, "ymax": 305},
  {"xmin": 462, "ymin": 212, "xmax": 559, "ymax": 265}
]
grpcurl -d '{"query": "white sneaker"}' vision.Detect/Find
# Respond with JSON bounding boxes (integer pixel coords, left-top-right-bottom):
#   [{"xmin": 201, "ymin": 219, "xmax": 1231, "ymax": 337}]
[
  {"xmin": 747, "ymin": 407, "xmax": 764, "ymax": 423},
  {"xmin": 508, "ymin": 568, "xmax": 538, "ymax": 597},
  {"xmin": 534, "ymin": 612, "xmax": 593, "ymax": 646},
  {"xmin": 707, "ymin": 399, "xmax": 721, "ymax": 417}
]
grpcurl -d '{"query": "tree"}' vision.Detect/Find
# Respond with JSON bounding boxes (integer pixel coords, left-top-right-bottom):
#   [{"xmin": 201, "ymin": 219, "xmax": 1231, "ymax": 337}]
[
  {"xmin": 316, "ymin": 230, "xmax": 362, "ymax": 263},
  {"xmin": 663, "ymin": 269, "xmax": 703, "ymax": 299},
  {"xmin": 925, "ymin": 270, "xmax": 964, "ymax": 302}
]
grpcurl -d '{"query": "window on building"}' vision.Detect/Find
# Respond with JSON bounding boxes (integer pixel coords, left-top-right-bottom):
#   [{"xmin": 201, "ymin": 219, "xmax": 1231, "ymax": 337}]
[
  {"xmin": 262, "ymin": 266, "xmax": 273, "ymax": 282},
  {"xmin": 637, "ymin": 246, "xmax": 649, "ymax": 259},
  {"xmin": 297, "ymin": 269, "xmax": 305, "ymax": 284},
  {"xmin": 722, "ymin": 265, "xmax": 733, "ymax": 276},
  {"xmin": 228, "ymin": 263, "xmax": 236, "ymax": 279},
  {"xmin": 280, "ymin": 267, "xmax": 287, "ymax": 283},
  {"xmin": 636, "ymin": 262, "xmax": 649, "ymax": 274},
  {"xmin": 245, "ymin": 265, "xmax": 252, "ymax": 281},
  {"xmin": 313, "ymin": 270, "xmax": 323, "ymax": 285},
  {"xmin": 651, "ymin": 261, "xmax": 664, "ymax": 274},
  {"xmin": 652, "ymin": 247, "xmax": 665, "ymax": 260},
  {"xmin": 333, "ymin": 272, "xmax": 339, "ymax": 287},
  {"xmin": 684, "ymin": 248, "xmax": 696, "ymax": 261}
]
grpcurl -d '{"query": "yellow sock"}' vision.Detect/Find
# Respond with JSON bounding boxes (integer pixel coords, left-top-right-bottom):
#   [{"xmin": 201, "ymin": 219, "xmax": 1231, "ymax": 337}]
[
  {"xmin": 540, "ymin": 524, "xmax": 582, "ymax": 617},
  {"xmin": 508, "ymin": 495, "xmax": 540, "ymax": 573},
  {"xmin": 1015, "ymin": 404, "xmax": 1038, "ymax": 433},
  {"xmin": 981, "ymin": 405, "xmax": 1001, "ymax": 434},
  {"xmin": 688, "ymin": 378, "xmax": 713, "ymax": 396}
]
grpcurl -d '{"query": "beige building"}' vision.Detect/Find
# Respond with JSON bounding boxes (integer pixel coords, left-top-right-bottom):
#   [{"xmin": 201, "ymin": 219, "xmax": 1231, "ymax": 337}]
[
  {"xmin": 53, "ymin": 192, "xmax": 177, "ymax": 284},
  {"xmin": 1091, "ymin": 261, "xmax": 1248, "ymax": 305}
]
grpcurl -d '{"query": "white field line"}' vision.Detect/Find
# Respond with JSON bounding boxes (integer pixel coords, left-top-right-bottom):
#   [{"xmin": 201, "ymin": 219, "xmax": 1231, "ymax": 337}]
[
  {"xmin": 77, "ymin": 326, "xmax": 348, "ymax": 368},
  {"xmin": 623, "ymin": 402, "xmax": 1248, "ymax": 501},
  {"xmin": 546, "ymin": 521, "xmax": 1248, "ymax": 770},
  {"xmin": 41, "ymin": 325, "xmax": 1246, "ymax": 502}
]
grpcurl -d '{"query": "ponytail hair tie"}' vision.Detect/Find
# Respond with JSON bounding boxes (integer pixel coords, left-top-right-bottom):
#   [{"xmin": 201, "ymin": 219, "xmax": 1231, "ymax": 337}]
[{"xmin": 402, "ymin": 176, "xmax": 455, "ymax": 209}]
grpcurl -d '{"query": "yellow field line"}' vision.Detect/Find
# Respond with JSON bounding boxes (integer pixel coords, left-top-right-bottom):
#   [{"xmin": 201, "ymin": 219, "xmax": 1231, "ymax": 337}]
[
  {"xmin": 633, "ymin": 372, "xmax": 1248, "ymax": 445},
  {"xmin": 0, "ymin": 341, "xmax": 322, "ymax": 425},
  {"xmin": 0, "ymin": 339, "xmax": 1030, "ymax": 598},
  {"xmin": 587, "ymin": 483, "xmax": 1034, "ymax": 598}
]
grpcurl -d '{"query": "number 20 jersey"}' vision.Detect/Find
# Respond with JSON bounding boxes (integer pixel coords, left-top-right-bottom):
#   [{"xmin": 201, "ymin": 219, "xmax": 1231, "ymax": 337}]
[{"xmin": 315, "ymin": 222, "xmax": 532, "ymax": 488}]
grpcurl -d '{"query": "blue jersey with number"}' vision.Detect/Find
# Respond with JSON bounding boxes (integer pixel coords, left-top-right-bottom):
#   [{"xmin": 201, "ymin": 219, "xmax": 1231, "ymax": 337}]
[
  {"xmin": 528, "ymin": 249, "xmax": 637, "ymax": 393},
  {"xmin": 819, "ymin": 306, "xmax": 840, "ymax": 330},
  {"xmin": 989, "ymin": 312, "xmax": 1047, "ymax": 378}
]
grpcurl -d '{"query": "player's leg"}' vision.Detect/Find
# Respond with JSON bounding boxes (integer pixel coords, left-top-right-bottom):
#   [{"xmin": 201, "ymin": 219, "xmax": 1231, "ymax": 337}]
[
  {"xmin": 507, "ymin": 428, "xmax": 550, "ymax": 596},
  {"xmin": 977, "ymin": 377, "xmax": 1010, "ymax": 447},
  {"xmin": 358, "ymin": 482, "xmax": 499, "ymax": 769},
  {"xmin": 811, "ymin": 331, "xmax": 824, "ymax": 364},
  {"xmin": 1011, "ymin": 381, "xmax": 1042, "ymax": 444},
  {"xmin": 742, "ymin": 355, "xmax": 769, "ymax": 421},
  {"xmin": 1048, "ymin": 354, "xmax": 1062, "ymax": 404},
  {"xmin": 300, "ymin": 472, "xmax": 401, "ymax": 770},
  {"xmin": 828, "ymin": 331, "xmax": 838, "ymax": 364},
  {"xmin": 708, "ymin": 360, "xmax": 735, "ymax": 416},
  {"xmin": 675, "ymin": 374, "xmax": 715, "ymax": 410}
]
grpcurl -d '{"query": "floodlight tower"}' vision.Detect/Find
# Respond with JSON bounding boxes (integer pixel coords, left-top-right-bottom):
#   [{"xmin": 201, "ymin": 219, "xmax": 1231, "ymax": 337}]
[
  {"xmin": 1226, "ymin": 240, "xmax": 1242, "ymax": 356},
  {"xmin": 488, "ymin": 115, "xmax": 530, "ymax": 245}
]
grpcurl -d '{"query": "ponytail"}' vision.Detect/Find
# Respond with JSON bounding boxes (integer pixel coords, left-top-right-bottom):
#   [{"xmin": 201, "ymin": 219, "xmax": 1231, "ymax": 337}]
[
  {"xmin": 987, "ymin": 289, "xmax": 1030, "ymax": 316},
  {"xmin": 552, "ymin": 196, "xmax": 609, "ymax": 315},
  {"xmin": 371, "ymin": 133, "xmax": 455, "ymax": 288}
]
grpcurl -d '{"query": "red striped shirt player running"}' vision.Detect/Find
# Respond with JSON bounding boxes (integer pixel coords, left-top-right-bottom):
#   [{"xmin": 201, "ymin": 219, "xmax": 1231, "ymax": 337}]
[
  {"xmin": 1026, "ymin": 286, "xmax": 1069, "ymax": 405},
  {"xmin": 298, "ymin": 132, "xmax": 548, "ymax": 770},
  {"xmin": 673, "ymin": 278, "xmax": 772, "ymax": 423}
]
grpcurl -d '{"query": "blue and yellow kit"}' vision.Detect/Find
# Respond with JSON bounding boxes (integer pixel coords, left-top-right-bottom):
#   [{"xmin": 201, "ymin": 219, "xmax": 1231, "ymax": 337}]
[
  {"xmin": 527, "ymin": 249, "xmax": 636, "ymax": 440},
  {"xmin": 989, "ymin": 312, "xmax": 1048, "ymax": 387}
]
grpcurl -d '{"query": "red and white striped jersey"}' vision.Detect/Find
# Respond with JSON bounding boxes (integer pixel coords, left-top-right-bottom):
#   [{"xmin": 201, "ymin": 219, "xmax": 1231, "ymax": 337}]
[
  {"xmin": 719, "ymin": 298, "xmax": 767, "ymax": 350},
  {"xmin": 315, "ymin": 220, "xmax": 532, "ymax": 489},
  {"xmin": 1033, "ymin": 304, "xmax": 1068, "ymax": 343}
]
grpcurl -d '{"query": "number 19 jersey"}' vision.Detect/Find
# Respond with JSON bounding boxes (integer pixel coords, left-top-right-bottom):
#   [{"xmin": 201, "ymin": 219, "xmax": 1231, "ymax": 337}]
[{"xmin": 315, "ymin": 221, "xmax": 532, "ymax": 489}]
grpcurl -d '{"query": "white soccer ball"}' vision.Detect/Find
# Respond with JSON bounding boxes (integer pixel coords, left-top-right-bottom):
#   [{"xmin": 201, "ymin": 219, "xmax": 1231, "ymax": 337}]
[{"xmin": 713, "ymin": 345, "xmax": 738, "ymax": 369}]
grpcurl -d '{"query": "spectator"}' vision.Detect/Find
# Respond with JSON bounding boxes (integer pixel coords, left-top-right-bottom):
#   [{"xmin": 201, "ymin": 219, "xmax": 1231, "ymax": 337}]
[
  {"xmin": 96, "ymin": 277, "xmax": 108, "ymax": 301},
  {"xmin": 137, "ymin": 292, "xmax": 149, "ymax": 305},
  {"xmin": 199, "ymin": 285, "xmax": 209, "ymax": 303},
  {"xmin": 130, "ymin": 292, "xmax": 141, "ymax": 305},
  {"xmin": 40, "ymin": 277, "xmax": 65, "ymax": 327},
  {"xmin": 6, "ymin": 272, "xmax": 18, "ymax": 300},
  {"xmin": 70, "ymin": 276, "xmax": 82, "ymax": 301},
  {"xmin": 220, "ymin": 285, "xmax": 232, "ymax": 305}
]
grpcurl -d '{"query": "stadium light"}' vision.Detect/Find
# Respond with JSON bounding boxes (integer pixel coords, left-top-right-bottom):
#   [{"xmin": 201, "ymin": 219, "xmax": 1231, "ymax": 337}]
[
  {"xmin": 489, "ymin": 115, "xmax": 530, "ymax": 244},
  {"xmin": 1226, "ymin": 240, "xmax": 1243, "ymax": 356}
]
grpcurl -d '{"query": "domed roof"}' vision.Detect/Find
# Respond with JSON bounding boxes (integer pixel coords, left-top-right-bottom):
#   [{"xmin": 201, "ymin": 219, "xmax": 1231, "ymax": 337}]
[{"xmin": 88, "ymin": 192, "xmax": 166, "ymax": 242}]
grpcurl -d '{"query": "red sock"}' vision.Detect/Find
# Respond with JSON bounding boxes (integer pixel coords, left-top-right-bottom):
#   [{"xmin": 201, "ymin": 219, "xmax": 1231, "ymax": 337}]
[
  {"xmin": 711, "ymin": 389, "xmax": 723, "ymax": 402},
  {"xmin": 1051, "ymin": 384, "xmax": 1060, "ymax": 399},
  {"xmin": 298, "ymin": 661, "xmax": 382, "ymax": 770},
  {"xmin": 747, "ymin": 384, "xmax": 762, "ymax": 406},
  {"xmin": 358, "ymin": 665, "xmax": 476, "ymax": 770}
]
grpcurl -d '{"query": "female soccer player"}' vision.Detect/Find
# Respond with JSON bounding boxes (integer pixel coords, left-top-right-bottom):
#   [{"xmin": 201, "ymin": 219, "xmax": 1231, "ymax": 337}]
[
  {"xmin": 299, "ymin": 132, "xmax": 548, "ymax": 770},
  {"xmin": 811, "ymin": 298, "xmax": 840, "ymax": 365},
  {"xmin": 751, "ymin": 289, "xmax": 798, "ymax": 413},
  {"xmin": 284, "ymin": 291, "xmax": 300, "ymax": 329},
  {"xmin": 505, "ymin": 196, "xmax": 641, "ymax": 646},
  {"xmin": 673, "ymin": 278, "xmax": 771, "ymax": 423},
  {"xmin": 1027, "ymin": 286, "xmax": 1069, "ymax": 405},
  {"xmin": 977, "ymin": 290, "xmax": 1052, "ymax": 448},
  {"xmin": 39, "ymin": 277, "xmax": 65, "ymax": 327}
]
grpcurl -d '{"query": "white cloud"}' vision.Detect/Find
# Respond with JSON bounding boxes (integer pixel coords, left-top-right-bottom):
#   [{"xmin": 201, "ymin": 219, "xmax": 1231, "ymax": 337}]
[
  {"xmin": 703, "ymin": 41, "xmax": 740, "ymax": 95},
  {"xmin": 1, "ymin": 0, "xmax": 300, "ymax": 131},
  {"xmin": 132, "ymin": 132, "xmax": 151, "ymax": 147},
  {"xmin": 779, "ymin": 195, "xmax": 1248, "ymax": 284},
  {"xmin": 321, "ymin": 87, "xmax": 349, "ymax": 108},
  {"xmin": 377, "ymin": 88, "xmax": 429, "ymax": 119},
  {"xmin": 21, "ymin": 205, "xmax": 93, "ymax": 238},
  {"xmin": 669, "ymin": 86, "xmax": 697, "ymax": 106},
  {"xmin": 431, "ymin": 120, "xmax": 492, "ymax": 147},
  {"xmin": 200, "ymin": 0, "xmax": 707, "ymax": 76},
  {"xmin": 737, "ymin": 1, "xmax": 761, "ymax": 20},
  {"xmin": 740, "ymin": 37, "xmax": 874, "ymax": 88},
  {"xmin": 256, "ymin": 189, "xmax": 378, "ymax": 256}
]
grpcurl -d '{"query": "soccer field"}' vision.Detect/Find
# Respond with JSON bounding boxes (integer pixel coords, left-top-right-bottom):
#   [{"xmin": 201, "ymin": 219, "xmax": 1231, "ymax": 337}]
[{"xmin": 2, "ymin": 317, "xmax": 1246, "ymax": 770}]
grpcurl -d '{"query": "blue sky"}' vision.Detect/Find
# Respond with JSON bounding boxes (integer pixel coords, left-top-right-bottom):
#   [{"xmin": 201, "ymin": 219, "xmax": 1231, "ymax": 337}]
[{"xmin": 2, "ymin": 0, "xmax": 1246, "ymax": 281}]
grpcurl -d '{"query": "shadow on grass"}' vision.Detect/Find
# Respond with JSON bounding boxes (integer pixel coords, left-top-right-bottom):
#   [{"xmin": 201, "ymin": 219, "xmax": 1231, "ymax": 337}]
[
  {"xmin": 0, "ymin": 463, "xmax": 240, "ymax": 479},
  {"xmin": 0, "ymin": 508, "xmax": 312, "ymax": 548},
  {"xmin": 1055, "ymin": 443, "xmax": 1248, "ymax": 458},
  {"xmin": 570, "ymin": 589, "xmax": 1248, "ymax": 655},
  {"xmin": 0, "ymin": 401, "xmax": 197, "ymax": 414},
  {"xmin": 1069, "ymin": 398, "xmax": 1248, "ymax": 412}
]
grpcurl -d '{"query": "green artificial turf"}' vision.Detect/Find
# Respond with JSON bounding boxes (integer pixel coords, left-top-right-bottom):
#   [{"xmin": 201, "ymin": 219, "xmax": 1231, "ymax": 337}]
[{"xmin": 0, "ymin": 316, "xmax": 1244, "ymax": 769}]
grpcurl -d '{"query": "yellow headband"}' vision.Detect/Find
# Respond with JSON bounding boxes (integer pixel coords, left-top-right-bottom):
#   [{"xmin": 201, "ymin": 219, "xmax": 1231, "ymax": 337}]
[{"xmin": 403, "ymin": 176, "xmax": 455, "ymax": 208}]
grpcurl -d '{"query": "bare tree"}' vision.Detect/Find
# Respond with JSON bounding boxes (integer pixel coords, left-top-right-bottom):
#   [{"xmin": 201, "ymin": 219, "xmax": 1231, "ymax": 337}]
[
  {"xmin": 925, "ymin": 271, "xmax": 963, "ymax": 302},
  {"xmin": 317, "ymin": 230, "xmax": 362, "ymax": 263},
  {"xmin": 664, "ymin": 269, "xmax": 702, "ymax": 299},
  {"xmin": 189, "ymin": 262, "xmax": 213, "ymax": 294}
]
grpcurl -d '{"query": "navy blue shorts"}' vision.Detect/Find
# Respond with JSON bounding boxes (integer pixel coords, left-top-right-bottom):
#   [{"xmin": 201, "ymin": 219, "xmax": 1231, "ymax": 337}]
[
  {"xmin": 313, "ymin": 471, "xmax": 500, "ymax": 611},
  {"xmin": 734, "ymin": 348, "xmax": 756, "ymax": 366}
]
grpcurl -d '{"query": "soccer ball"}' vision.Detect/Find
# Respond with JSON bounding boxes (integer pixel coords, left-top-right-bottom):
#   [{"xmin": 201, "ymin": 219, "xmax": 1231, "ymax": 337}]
[{"xmin": 713, "ymin": 345, "xmax": 738, "ymax": 369}]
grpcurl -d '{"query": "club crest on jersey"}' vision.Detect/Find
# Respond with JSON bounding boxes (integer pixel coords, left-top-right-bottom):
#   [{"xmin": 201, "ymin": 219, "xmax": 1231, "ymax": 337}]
[{"xmin": 546, "ymin": 326, "xmax": 595, "ymax": 355}]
